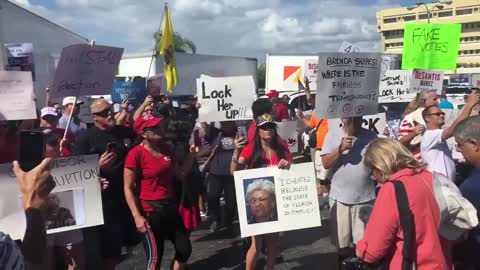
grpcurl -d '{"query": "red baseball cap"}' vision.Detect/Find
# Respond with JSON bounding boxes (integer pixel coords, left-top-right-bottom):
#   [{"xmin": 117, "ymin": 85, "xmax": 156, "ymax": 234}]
[
  {"xmin": 266, "ymin": 89, "xmax": 279, "ymax": 98},
  {"xmin": 133, "ymin": 114, "xmax": 163, "ymax": 135}
]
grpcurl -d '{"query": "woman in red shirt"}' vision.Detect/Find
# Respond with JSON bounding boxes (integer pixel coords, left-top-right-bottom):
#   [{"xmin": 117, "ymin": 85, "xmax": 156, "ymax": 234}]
[
  {"xmin": 124, "ymin": 115, "xmax": 191, "ymax": 270},
  {"xmin": 231, "ymin": 113, "xmax": 292, "ymax": 270},
  {"xmin": 356, "ymin": 138, "xmax": 452, "ymax": 269}
]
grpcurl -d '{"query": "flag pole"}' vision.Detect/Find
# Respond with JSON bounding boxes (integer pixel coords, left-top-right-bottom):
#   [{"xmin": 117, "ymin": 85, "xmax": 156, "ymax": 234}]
[
  {"xmin": 146, "ymin": 2, "xmax": 167, "ymax": 86},
  {"xmin": 62, "ymin": 40, "xmax": 95, "ymax": 145}
]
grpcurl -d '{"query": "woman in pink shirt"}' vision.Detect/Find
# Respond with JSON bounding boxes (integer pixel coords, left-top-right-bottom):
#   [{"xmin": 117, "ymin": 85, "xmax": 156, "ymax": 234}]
[{"xmin": 356, "ymin": 138, "xmax": 452, "ymax": 270}]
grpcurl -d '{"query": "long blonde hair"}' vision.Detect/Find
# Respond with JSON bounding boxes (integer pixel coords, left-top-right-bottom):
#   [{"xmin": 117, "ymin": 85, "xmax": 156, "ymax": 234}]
[
  {"xmin": 402, "ymin": 94, "xmax": 421, "ymax": 117},
  {"xmin": 365, "ymin": 138, "xmax": 424, "ymax": 181}
]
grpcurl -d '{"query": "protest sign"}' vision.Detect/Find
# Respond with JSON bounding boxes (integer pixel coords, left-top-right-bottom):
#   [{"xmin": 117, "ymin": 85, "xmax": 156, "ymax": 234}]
[
  {"xmin": 315, "ymin": 53, "xmax": 382, "ymax": 119},
  {"xmin": 410, "ymin": 70, "xmax": 444, "ymax": 94},
  {"xmin": 4, "ymin": 43, "xmax": 35, "ymax": 80},
  {"xmin": 50, "ymin": 44, "xmax": 124, "ymax": 98},
  {"xmin": 338, "ymin": 41, "xmax": 362, "ymax": 53},
  {"xmin": 197, "ymin": 75, "xmax": 255, "ymax": 122},
  {"xmin": 379, "ymin": 70, "xmax": 415, "ymax": 103},
  {"xmin": 234, "ymin": 162, "xmax": 320, "ymax": 237},
  {"xmin": 111, "ymin": 77, "xmax": 147, "ymax": 107},
  {"xmin": 146, "ymin": 74, "xmax": 163, "ymax": 97},
  {"xmin": 0, "ymin": 155, "xmax": 103, "ymax": 240},
  {"xmin": 276, "ymin": 121, "xmax": 298, "ymax": 153},
  {"xmin": 402, "ymin": 23, "xmax": 461, "ymax": 70},
  {"xmin": 329, "ymin": 113, "xmax": 386, "ymax": 135},
  {"xmin": 303, "ymin": 59, "xmax": 318, "ymax": 90},
  {"xmin": 0, "ymin": 71, "xmax": 37, "ymax": 120}
]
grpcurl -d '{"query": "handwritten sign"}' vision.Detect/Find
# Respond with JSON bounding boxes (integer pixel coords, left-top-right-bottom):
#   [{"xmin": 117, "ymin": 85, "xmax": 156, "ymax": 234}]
[
  {"xmin": 0, "ymin": 71, "xmax": 37, "ymax": 120},
  {"xmin": 197, "ymin": 75, "xmax": 255, "ymax": 122},
  {"xmin": 314, "ymin": 53, "xmax": 382, "ymax": 119},
  {"xmin": 0, "ymin": 155, "xmax": 104, "ymax": 240},
  {"xmin": 50, "ymin": 44, "xmax": 124, "ymax": 98},
  {"xmin": 303, "ymin": 59, "xmax": 318, "ymax": 90},
  {"xmin": 379, "ymin": 70, "xmax": 415, "ymax": 103},
  {"xmin": 276, "ymin": 121, "xmax": 298, "ymax": 153},
  {"xmin": 234, "ymin": 163, "xmax": 320, "ymax": 237},
  {"xmin": 338, "ymin": 41, "xmax": 362, "ymax": 53},
  {"xmin": 111, "ymin": 77, "xmax": 147, "ymax": 106},
  {"xmin": 410, "ymin": 70, "xmax": 444, "ymax": 94},
  {"xmin": 402, "ymin": 23, "xmax": 461, "ymax": 70},
  {"xmin": 329, "ymin": 113, "xmax": 387, "ymax": 135}
]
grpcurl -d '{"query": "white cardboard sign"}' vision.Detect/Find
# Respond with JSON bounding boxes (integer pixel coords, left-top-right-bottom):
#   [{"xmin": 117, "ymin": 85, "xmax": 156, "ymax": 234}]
[
  {"xmin": 234, "ymin": 163, "xmax": 320, "ymax": 237},
  {"xmin": 197, "ymin": 75, "xmax": 255, "ymax": 122},
  {"xmin": 379, "ymin": 70, "xmax": 415, "ymax": 103},
  {"xmin": 276, "ymin": 121, "xmax": 298, "ymax": 154},
  {"xmin": 329, "ymin": 113, "xmax": 387, "ymax": 136},
  {"xmin": 50, "ymin": 44, "xmax": 124, "ymax": 98},
  {"xmin": 303, "ymin": 59, "xmax": 318, "ymax": 90},
  {"xmin": 0, "ymin": 71, "xmax": 36, "ymax": 120},
  {"xmin": 315, "ymin": 53, "xmax": 383, "ymax": 119},
  {"xmin": 410, "ymin": 70, "xmax": 444, "ymax": 94},
  {"xmin": 0, "ymin": 155, "xmax": 104, "ymax": 240}
]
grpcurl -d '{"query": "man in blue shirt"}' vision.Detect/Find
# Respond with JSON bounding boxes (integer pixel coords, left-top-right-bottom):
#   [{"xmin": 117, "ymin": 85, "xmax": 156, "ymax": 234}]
[
  {"xmin": 438, "ymin": 93, "xmax": 454, "ymax": 109},
  {"xmin": 58, "ymin": 96, "xmax": 87, "ymax": 138},
  {"xmin": 453, "ymin": 115, "xmax": 480, "ymax": 267}
]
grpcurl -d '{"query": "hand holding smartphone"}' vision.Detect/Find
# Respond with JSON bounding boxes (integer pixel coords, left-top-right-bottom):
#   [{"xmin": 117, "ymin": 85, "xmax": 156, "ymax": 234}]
[{"xmin": 237, "ymin": 126, "xmax": 248, "ymax": 142}]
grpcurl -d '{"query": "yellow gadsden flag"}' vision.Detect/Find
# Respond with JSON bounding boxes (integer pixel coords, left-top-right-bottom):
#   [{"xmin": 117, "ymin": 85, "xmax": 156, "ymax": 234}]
[{"xmin": 159, "ymin": 6, "xmax": 177, "ymax": 93}]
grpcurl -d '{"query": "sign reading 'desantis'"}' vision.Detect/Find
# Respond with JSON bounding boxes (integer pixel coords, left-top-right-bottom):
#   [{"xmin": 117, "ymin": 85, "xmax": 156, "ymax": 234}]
[
  {"xmin": 315, "ymin": 53, "xmax": 382, "ymax": 119},
  {"xmin": 402, "ymin": 23, "xmax": 461, "ymax": 70},
  {"xmin": 197, "ymin": 75, "xmax": 254, "ymax": 122},
  {"xmin": 50, "ymin": 44, "xmax": 124, "ymax": 98},
  {"xmin": 410, "ymin": 70, "xmax": 444, "ymax": 94}
]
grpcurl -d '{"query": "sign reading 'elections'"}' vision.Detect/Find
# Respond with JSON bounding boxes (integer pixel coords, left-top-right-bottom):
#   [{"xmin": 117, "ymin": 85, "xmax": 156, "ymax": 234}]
[
  {"xmin": 197, "ymin": 75, "xmax": 255, "ymax": 122},
  {"xmin": 315, "ymin": 53, "xmax": 382, "ymax": 119},
  {"xmin": 50, "ymin": 44, "xmax": 124, "ymax": 98}
]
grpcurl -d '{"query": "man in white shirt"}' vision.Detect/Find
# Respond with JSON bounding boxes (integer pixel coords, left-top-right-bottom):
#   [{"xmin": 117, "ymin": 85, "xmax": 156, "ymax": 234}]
[{"xmin": 421, "ymin": 91, "xmax": 480, "ymax": 181}]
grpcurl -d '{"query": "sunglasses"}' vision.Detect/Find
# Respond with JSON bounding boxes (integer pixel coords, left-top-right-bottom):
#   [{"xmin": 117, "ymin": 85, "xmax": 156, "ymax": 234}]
[
  {"xmin": 428, "ymin": 112, "xmax": 445, "ymax": 116},
  {"xmin": 92, "ymin": 108, "xmax": 113, "ymax": 117}
]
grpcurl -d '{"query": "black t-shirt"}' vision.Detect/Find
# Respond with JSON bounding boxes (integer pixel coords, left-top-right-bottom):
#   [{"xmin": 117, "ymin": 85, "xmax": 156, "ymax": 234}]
[{"xmin": 73, "ymin": 125, "xmax": 135, "ymax": 208}]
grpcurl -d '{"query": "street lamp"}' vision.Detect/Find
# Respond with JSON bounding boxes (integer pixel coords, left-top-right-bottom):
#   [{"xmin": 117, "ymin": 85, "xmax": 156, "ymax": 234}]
[{"xmin": 408, "ymin": 0, "xmax": 453, "ymax": 23}]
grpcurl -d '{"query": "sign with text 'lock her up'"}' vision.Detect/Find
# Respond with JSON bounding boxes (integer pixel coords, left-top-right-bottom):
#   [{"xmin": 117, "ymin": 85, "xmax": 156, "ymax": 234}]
[{"xmin": 197, "ymin": 75, "xmax": 255, "ymax": 122}]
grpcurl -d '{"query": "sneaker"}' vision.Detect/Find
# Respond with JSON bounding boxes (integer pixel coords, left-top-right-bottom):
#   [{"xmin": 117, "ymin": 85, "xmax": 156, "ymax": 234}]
[{"xmin": 210, "ymin": 221, "xmax": 219, "ymax": 232}]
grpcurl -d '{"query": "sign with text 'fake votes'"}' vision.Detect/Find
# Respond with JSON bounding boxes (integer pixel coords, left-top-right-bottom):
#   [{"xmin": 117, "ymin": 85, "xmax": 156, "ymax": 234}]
[
  {"xmin": 410, "ymin": 70, "xmax": 444, "ymax": 94},
  {"xmin": 402, "ymin": 23, "xmax": 461, "ymax": 70},
  {"xmin": 197, "ymin": 75, "xmax": 255, "ymax": 122},
  {"xmin": 234, "ymin": 162, "xmax": 320, "ymax": 237},
  {"xmin": 0, "ymin": 155, "xmax": 103, "ymax": 240},
  {"xmin": 315, "ymin": 53, "xmax": 383, "ymax": 119},
  {"xmin": 50, "ymin": 44, "xmax": 124, "ymax": 98}
]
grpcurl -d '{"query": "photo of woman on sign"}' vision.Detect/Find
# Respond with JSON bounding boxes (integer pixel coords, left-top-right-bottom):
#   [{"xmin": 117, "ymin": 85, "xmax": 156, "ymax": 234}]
[{"xmin": 245, "ymin": 177, "xmax": 278, "ymax": 225}]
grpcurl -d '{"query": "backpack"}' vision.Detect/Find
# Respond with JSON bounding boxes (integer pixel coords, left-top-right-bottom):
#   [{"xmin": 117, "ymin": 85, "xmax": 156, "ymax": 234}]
[{"xmin": 430, "ymin": 173, "xmax": 479, "ymax": 240}]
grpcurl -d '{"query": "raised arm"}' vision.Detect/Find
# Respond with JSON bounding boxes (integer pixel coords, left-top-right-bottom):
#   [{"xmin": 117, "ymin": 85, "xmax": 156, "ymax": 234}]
[{"xmin": 442, "ymin": 91, "xmax": 480, "ymax": 140}]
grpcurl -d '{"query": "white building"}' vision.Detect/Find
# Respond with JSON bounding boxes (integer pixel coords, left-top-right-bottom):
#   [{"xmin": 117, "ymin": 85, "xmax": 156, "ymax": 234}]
[{"xmin": 0, "ymin": 0, "xmax": 88, "ymax": 106}]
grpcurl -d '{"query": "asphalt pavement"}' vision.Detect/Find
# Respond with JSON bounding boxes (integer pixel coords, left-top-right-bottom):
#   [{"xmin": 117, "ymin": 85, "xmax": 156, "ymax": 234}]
[{"xmin": 117, "ymin": 197, "xmax": 338, "ymax": 270}]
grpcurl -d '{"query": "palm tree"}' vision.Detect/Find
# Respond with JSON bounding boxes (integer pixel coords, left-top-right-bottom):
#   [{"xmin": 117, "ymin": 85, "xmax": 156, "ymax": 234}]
[{"xmin": 153, "ymin": 31, "xmax": 197, "ymax": 55}]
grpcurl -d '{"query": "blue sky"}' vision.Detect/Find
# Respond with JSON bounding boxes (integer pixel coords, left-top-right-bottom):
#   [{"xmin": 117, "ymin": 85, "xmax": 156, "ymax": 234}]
[{"xmin": 13, "ymin": 0, "xmax": 411, "ymax": 60}]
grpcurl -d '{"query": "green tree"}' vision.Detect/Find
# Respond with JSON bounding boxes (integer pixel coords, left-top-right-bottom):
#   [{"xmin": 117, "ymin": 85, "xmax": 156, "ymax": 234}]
[
  {"xmin": 154, "ymin": 31, "xmax": 197, "ymax": 55},
  {"xmin": 257, "ymin": 63, "xmax": 266, "ymax": 89}
]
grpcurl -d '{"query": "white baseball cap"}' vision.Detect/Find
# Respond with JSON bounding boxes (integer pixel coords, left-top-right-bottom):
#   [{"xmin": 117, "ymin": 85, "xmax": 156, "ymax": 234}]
[
  {"xmin": 40, "ymin": 107, "xmax": 58, "ymax": 118},
  {"xmin": 62, "ymin": 96, "xmax": 84, "ymax": 106}
]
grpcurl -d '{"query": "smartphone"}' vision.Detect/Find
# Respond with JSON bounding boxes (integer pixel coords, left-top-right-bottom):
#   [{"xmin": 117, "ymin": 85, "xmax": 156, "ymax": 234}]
[
  {"xmin": 19, "ymin": 130, "xmax": 46, "ymax": 172},
  {"xmin": 237, "ymin": 126, "xmax": 248, "ymax": 142},
  {"xmin": 107, "ymin": 142, "xmax": 117, "ymax": 153}
]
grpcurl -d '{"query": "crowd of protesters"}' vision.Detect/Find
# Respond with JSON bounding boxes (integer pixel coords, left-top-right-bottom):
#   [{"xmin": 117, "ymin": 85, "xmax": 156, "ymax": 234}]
[{"xmin": 1, "ymin": 80, "xmax": 480, "ymax": 270}]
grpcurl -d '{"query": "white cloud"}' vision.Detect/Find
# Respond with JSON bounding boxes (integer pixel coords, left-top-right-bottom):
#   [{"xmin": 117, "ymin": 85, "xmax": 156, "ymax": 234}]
[{"xmin": 10, "ymin": 0, "xmax": 402, "ymax": 61}]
